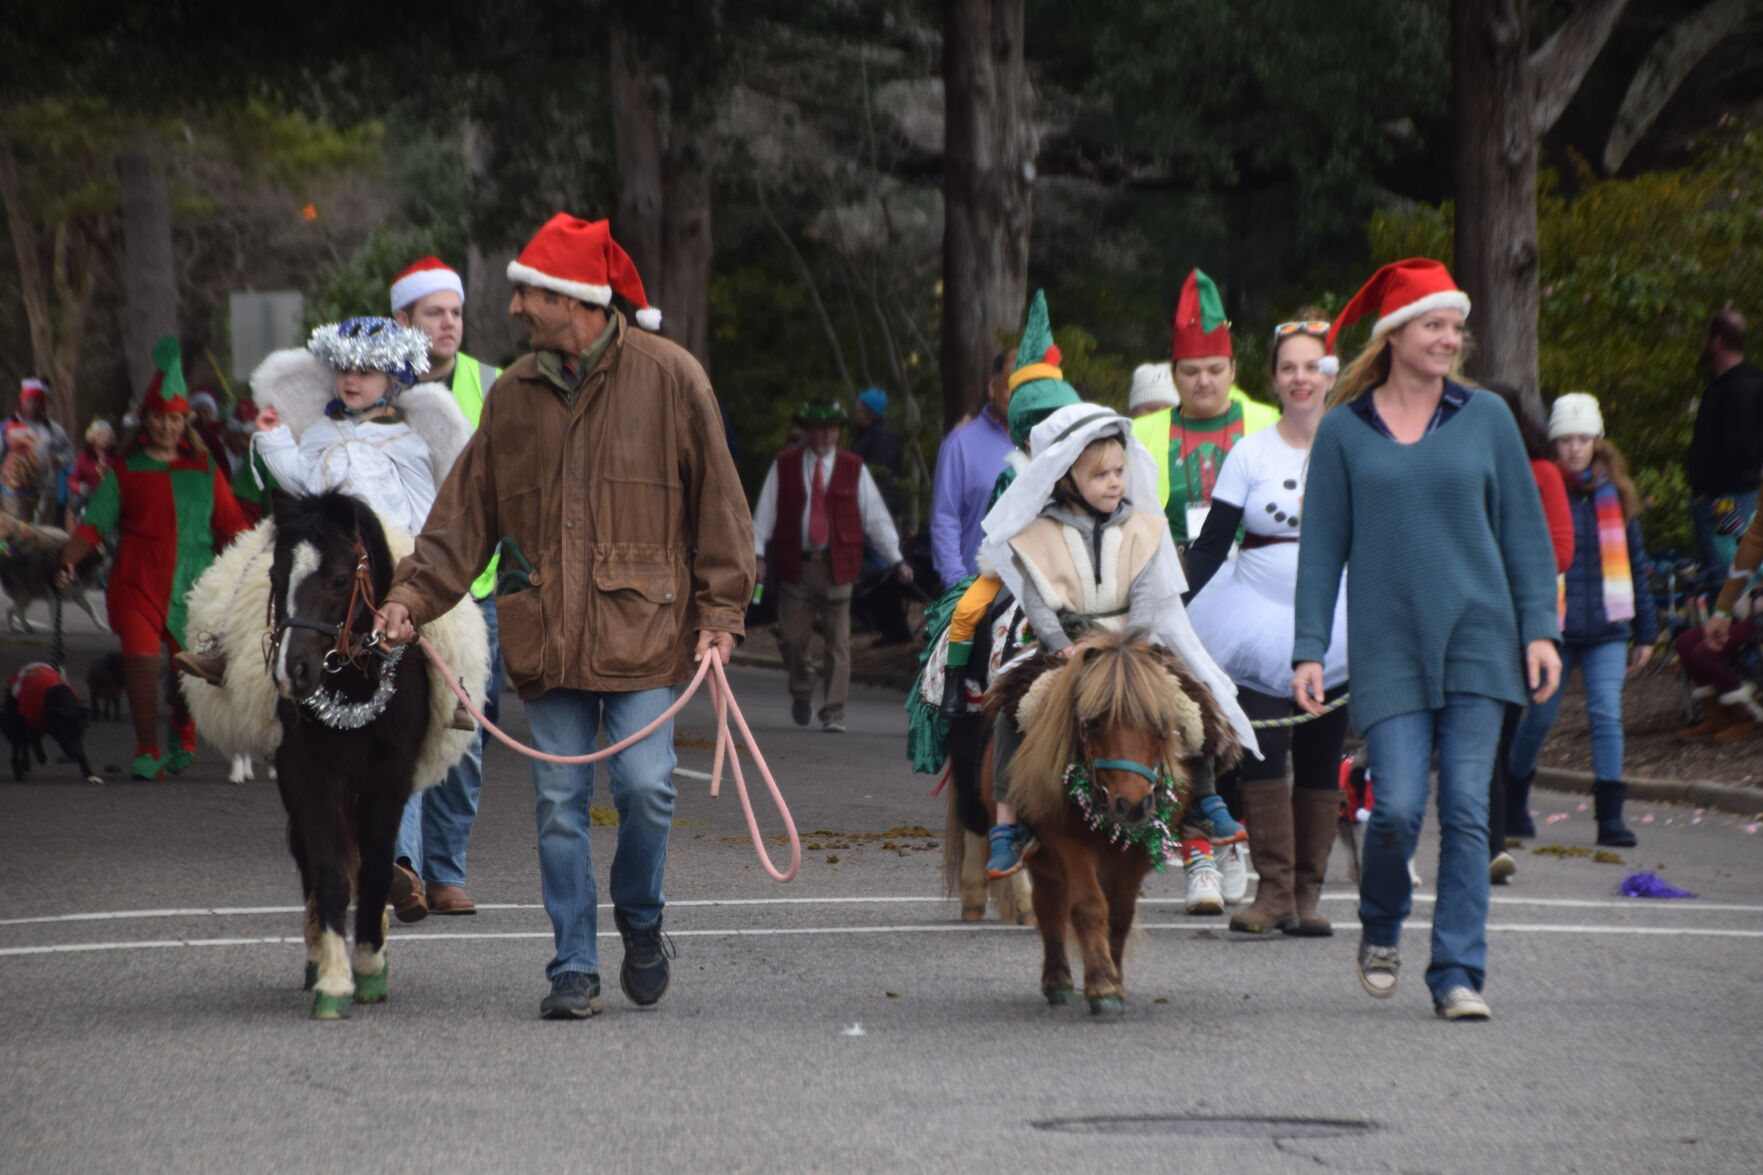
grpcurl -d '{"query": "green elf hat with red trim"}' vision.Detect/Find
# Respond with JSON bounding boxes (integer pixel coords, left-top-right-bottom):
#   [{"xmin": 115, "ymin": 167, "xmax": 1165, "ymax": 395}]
[
  {"xmin": 1171, "ymin": 268, "xmax": 1232, "ymax": 361},
  {"xmin": 142, "ymin": 335, "xmax": 190, "ymax": 415}
]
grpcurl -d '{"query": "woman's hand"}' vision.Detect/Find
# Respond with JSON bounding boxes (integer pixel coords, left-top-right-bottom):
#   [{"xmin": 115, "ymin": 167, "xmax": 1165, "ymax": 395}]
[
  {"xmin": 1702, "ymin": 613, "xmax": 1732, "ymax": 651},
  {"xmin": 1292, "ymin": 661, "xmax": 1326, "ymax": 715},
  {"xmin": 1526, "ymin": 639, "xmax": 1562, "ymax": 703},
  {"xmin": 53, "ymin": 563, "xmax": 75, "ymax": 591},
  {"xmin": 1626, "ymin": 642, "xmax": 1654, "ymax": 678},
  {"xmin": 255, "ymin": 404, "xmax": 281, "ymax": 432}
]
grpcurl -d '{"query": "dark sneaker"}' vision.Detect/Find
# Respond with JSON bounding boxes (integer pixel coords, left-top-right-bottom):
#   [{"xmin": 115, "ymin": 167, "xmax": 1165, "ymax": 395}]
[
  {"xmin": 791, "ymin": 697, "xmax": 812, "ymax": 727},
  {"xmin": 613, "ymin": 909, "xmax": 674, "ymax": 1006},
  {"xmin": 1356, "ymin": 936, "xmax": 1400, "ymax": 998},
  {"xmin": 540, "ymin": 971, "xmax": 603, "ymax": 1020}
]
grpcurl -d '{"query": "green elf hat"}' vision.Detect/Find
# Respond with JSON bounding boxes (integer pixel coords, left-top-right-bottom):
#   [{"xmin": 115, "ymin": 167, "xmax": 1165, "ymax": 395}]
[
  {"xmin": 1005, "ymin": 289, "xmax": 1081, "ymax": 449},
  {"xmin": 142, "ymin": 335, "xmax": 190, "ymax": 414},
  {"xmin": 794, "ymin": 400, "xmax": 850, "ymax": 427}
]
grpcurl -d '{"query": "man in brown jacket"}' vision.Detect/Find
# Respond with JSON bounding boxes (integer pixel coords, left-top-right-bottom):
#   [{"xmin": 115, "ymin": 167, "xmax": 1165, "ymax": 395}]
[{"xmin": 377, "ymin": 213, "xmax": 755, "ymax": 1021}]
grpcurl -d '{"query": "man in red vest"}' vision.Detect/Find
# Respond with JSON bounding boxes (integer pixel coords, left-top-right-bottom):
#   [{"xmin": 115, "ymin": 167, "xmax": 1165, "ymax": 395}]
[{"xmin": 753, "ymin": 402, "xmax": 912, "ymax": 732}]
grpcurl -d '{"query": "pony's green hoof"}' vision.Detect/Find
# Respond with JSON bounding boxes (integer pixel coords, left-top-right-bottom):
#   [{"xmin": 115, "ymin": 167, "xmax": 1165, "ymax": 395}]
[
  {"xmin": 1046, "ymin": 985, "xmax": 1076, "ymax": 1006},
  {"xmin": 310, "ymin": 991, "xmax": 353, "ymax": 1020},
  {"xmin": 352, "ymin": 968, "xmax": 388, "ymax": 1004},
  {"xmin": 303, "ymin": 962, "xmax": 318, "ymax": 991},
  {"xmin": 1088, "ymin": 994, "xmax": 1124, "ymax": 1016}
]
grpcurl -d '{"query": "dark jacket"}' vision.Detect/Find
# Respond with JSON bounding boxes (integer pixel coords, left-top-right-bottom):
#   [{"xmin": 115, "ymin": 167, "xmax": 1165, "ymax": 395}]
[
  {"xmin": 1559, "ymin": 482, "xmax": 1656, "ymax": 646},
  {"xmin": 1687, "ymin": 359, "xmax": 1763, "ymax": 496},
  {"xmin": 850, "ymin": 421, "xmax": 903, "ymax": 514}
]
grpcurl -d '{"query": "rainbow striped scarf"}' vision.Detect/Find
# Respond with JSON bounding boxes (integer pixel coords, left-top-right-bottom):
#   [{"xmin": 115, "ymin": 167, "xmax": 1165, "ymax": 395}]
[{"xmin": 1560, "ymin": 470, "xmax": 1633, "ymax": 627}]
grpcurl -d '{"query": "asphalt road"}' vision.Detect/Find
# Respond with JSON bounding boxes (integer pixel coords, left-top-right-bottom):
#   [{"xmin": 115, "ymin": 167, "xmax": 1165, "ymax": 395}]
[{"xmin": 2, "ymin": 605, "xmax": 1760, "ymax": 1173}]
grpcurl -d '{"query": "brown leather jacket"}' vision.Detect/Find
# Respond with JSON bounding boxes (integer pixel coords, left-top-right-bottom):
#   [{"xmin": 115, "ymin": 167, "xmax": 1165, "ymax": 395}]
[{"xmin": 384, "ymin": 313, "xmax": 754, "ymax": 698}]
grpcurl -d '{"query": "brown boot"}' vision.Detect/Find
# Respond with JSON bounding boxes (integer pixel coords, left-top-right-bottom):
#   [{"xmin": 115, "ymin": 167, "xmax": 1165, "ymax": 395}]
[
  {"xmin": 1229, "ymin": 779, "xmax": 1297, "ymax": 934},
  {"xmin": 448, "ymin": 700, "xmax": 476, "ymax": 731},
  {"xmin": 389, "ymin": 862, "xmax": 429, "ymax": 923},
  {"xmin": 173, "ymin": 646, "xmax": 227, "ymax": 687},
  {"xmin": 1288, "ymin": 786, "xmax": 1341, "ymax": 937},
  {"xmin": 1677, "ymin": 689, "xmax": 1734, "ymax": 740},
  {"xmin": 1714, "ymin": 684, "xmax": 1763, "ymax": 741}
]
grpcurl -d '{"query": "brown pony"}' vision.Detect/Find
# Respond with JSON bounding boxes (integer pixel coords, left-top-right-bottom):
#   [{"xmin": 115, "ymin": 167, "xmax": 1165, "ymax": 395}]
[{"xmin": 984, "ymin": 629, "xmax": 1241, "ymax": 1014}]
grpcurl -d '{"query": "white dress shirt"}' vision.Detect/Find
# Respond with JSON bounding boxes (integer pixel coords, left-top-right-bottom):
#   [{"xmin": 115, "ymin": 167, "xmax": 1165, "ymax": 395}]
[{"xmin": 752, "ymin": 448, "xmax": 902, "ymax": 564}]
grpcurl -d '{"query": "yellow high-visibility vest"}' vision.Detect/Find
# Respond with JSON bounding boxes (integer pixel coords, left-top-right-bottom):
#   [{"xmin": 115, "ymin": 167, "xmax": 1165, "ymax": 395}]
[
  {"xmin": 450, "ymin": 352, "xmax": 502, "ymax": 599},
  {"xmin": 1131, "ymin": 386, "xmax": 1280, "ymax": 509}
]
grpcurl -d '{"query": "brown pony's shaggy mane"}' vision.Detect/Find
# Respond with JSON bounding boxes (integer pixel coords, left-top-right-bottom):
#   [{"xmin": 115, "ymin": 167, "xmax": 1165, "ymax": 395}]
[{"xmin": 989, "ymin": 629, "xmax": 1242, "ymax": 826}]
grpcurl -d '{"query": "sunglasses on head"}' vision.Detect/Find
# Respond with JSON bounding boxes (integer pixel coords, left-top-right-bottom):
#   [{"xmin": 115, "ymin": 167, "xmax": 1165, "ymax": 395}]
[{"xmin": 1274, "ymin": 320, "xmax": 1330, "ymax": 338}]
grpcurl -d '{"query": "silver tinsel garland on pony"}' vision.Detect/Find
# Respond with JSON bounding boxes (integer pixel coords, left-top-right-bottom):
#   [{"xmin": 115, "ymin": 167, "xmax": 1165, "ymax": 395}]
[{"xmin": 302, "ymin": 644, "xmax": 408, "ymax": 730}]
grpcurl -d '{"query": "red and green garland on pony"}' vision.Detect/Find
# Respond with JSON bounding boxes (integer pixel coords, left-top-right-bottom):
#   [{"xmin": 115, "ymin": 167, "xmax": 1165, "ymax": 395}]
[{"xmin": 59, "ymin": 336, "xmax": 248, "ymax": 779}]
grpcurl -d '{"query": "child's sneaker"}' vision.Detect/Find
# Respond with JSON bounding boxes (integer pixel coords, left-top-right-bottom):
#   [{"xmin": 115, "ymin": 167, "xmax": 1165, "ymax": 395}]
[
  {"xmin": 1181, "ymin": 794, "xmax": 1247, "ymax": 844},
  {"xmin": 985, "ymin": 823, "xmax": 1038, "ymax": 879}
]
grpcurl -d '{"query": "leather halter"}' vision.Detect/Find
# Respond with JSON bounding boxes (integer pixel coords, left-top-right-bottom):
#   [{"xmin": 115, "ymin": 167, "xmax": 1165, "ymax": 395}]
[{"xmin": 267, "ymin": 537, "xmax": 389, "ymax": 676}]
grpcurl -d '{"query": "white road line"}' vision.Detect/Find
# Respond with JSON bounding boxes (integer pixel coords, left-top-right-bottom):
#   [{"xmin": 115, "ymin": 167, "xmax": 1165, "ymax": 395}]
[
  {"xmin": 4, "ymin": 892, "xmax": 1756, "ymax": 927},
  {"xmin": 4, "ymin": 921, "xmax": 1761, "ymax": 958},
  {"xmin": 673, "ymin": 768, "xmax": 715, "ymax": 781}
]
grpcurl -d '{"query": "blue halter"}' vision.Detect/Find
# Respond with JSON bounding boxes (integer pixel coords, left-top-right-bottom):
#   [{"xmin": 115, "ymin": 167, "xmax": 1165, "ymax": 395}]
[{"xmin": 1090, "ymin": 757, "xmax": 1164, "ymax": 786}]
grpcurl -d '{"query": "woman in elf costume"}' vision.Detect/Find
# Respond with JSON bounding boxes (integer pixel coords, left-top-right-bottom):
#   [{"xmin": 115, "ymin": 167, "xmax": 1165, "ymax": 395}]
[{"xmin": 57, "ymin": 337, "xmax": 249, "ymax": 780}]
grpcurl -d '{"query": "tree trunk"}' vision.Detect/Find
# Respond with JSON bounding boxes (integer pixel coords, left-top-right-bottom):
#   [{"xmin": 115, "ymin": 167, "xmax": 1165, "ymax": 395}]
[
  {"xmin": 1453, "ymin": 0, "xmax": 1541, "ymax": 402},
  {"xmin": 463, "ymin": 115, "xmax": 520, "ymax": 365},
  {"xmin": 1529, "ymin": 0, "xmax": 1628, "ymax": 137},
  {"xmin": 1603, "ymin": 0, "xmax": 1745, "ymax": 173},
  {"xmin": 0, "ymin": 134, "xmax": 91, "ymax": 429},
  {"xmin": 661, "ymin": 141, "xmax": 713, "ymax": 366},
  {"xmin": 610, "ymin": 17, "xmax": 666, "ymax": 287},
  {"xmin": 940, "ymin": 0, "xmax": 1034, "ymax": 431},
  {"xmin": 115, "ymin": 143, "xmax": 179, "ymax": 394}
]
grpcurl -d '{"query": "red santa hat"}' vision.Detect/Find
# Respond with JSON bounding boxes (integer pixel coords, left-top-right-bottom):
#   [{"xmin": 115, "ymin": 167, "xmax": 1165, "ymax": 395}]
[
  {"xmin": 506, "ymin": 213, "xmax": 661, "ymax": 331},
  {"xmin": 1326, "ymin": 258, "xmax": 1471, "ymax": 357},
  {"xmin": 1170, "ymin": 268, "xmax": 1233, "ymax": 361},
  {"xmin": 389, "ymin": 256, "xmax": 465, "ymax": 312},
  {"xmin": 18, "ymin": 378, "xmax": 47, "ymax": 405}
]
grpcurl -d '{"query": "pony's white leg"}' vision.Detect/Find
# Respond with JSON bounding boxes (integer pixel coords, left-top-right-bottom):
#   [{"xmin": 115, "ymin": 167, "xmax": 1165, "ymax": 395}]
[
  {"xmin": 311, "ymin": 928, "xmax": 354, "ymax": 1006},
  {"xmin": 350, "ymin": 939, "xmax": 388, "ymax": 1004},
  {"xmin": 243, "ymin": 755, "xmax": 254, "ymax": 780},
  {"xmin": 959, "ymin": 831, "xmax": 988, "ymax": 920},
  {"xmin": 228, "ymin": 754, "xmax": 247, "ymax": 785},
  {"xmin": 994, "ymin": 870, "xmax": 1034, "ymax": 926}
]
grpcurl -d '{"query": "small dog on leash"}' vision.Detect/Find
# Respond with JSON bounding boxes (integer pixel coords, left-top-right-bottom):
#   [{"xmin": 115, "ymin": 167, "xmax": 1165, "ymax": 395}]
[
  {"xmin": 0, "ymin": 516, "xmax": 108, "ymax": 633},
  {"xmin": 3, "ymin": 662, "xmax": 101, "ymax": 784},
  {"xmin": 85, "ymin": 652, "xmax": 124, "ymax": 722}
]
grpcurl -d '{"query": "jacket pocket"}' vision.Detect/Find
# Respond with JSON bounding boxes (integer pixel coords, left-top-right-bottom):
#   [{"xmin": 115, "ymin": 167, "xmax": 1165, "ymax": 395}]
[
  {"xmin": 590, "ymin": 555, "xmax": 685, "ymax": 678},
  {"xmin": 493, "ymin": 588, "xmax": 545, "ymax": 694}
]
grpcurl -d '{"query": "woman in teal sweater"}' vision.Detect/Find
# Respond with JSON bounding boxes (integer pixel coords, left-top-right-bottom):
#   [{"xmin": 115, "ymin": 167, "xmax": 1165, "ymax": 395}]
[{"xmin": 1292, "ymin": 260, "xmax": 1561, "ymax": 1023}]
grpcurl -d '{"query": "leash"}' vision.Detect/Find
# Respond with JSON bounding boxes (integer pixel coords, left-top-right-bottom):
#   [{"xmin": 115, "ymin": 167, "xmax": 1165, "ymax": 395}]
[
  {"xmin": 1252, "ymin": 690, "xmax": 1349, "ymax": 730},
  {"xmin": 416, "ymin": 637, "xmax": 800, "ymax": 883}
]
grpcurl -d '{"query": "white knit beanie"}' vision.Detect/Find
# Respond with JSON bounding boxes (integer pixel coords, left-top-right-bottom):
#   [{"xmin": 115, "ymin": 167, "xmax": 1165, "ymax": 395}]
[
  {"xmin": 1128, "ymin": 362, "xmax": 1176, "ymax": 412},
  {"xmin": 1547, "ymin": 392, "xmax": 1604, "ymax": 439}
]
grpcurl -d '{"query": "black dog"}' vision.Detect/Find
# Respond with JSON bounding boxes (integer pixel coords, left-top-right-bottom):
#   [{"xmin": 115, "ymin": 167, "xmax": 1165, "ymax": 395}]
[
  {"xmin": 3, "ymin": 663, "xmax": 101, "ymax": 784},
  {"xmin": 85, "ymin": 652, "xmax": 124, "ymax": 722}
]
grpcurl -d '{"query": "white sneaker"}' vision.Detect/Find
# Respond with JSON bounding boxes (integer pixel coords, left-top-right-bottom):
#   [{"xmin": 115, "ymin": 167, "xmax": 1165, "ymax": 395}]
[
  {"xmin": 1184, "ymin": 865, "xmax": 1225, "ymax": 915},
  {"xmin": 1434, "ymin": 986, "xmax": 1491, "ymax": 1020},
  {"xmin": 1217, "ymin": 843, "xmax": 1249, "ymax": 905}
]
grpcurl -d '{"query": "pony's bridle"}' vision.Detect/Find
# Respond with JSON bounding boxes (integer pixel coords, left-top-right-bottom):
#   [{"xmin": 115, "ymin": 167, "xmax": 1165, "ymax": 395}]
[{"xmin": 266, "ymin": 537, "xmax": 390, "ymax": 677}]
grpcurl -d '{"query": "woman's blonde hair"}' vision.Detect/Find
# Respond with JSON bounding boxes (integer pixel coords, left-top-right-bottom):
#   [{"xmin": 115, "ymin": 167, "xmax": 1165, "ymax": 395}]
[{"xmin": 1325, "ymin": 327, "xmax": 1474, "ymax": 409}]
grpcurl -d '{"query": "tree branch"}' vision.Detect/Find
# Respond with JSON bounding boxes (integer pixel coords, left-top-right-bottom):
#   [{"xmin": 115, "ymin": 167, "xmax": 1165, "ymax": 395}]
[
  {"xmin": 1602, "ymin": 0, "xmax": 1750, "ymax": 172},
  {"xmin": 1529, "ymin": 0, "xmax": 1629, "ymax": 138}
]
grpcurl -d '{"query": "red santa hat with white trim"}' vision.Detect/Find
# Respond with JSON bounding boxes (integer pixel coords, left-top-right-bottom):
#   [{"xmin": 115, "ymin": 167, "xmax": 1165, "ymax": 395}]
[
  {"xmin": 505, "ymin": 213, "xmax": 662, "ymax": 331},
  {"xmin": 1326, "ymin": 258, "xmax": 1471, "ymax": 359},
  {"xmin": 390, "ymin": 256, "xmax": 465, "ymax": 312}
]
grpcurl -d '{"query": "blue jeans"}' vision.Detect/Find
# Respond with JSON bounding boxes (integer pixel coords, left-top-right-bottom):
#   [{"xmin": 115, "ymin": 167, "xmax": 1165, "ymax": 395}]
[
  {"xmin": 1360, "ymin": 694, "xmax": 1506, "ymax": 1000},
  {"xmin": 396, "ymin": 597, "xmax": 503, "ymax": 876},
  {"xmin": 1692, "ymin": 488, "xmax": 1758, "ymax": 597},
  {"xmin": 1508, "ymin": 637, "xmax": 1627, "ymax": 783},
  {"xmin": 526, "ymin": 685, "xmax": 677, "ymax": 979}
]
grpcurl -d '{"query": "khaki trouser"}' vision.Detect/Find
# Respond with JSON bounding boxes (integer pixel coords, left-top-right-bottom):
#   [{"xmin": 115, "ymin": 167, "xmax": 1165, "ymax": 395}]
[{"xmin": 777, "ymin": 551, "xmax": 852, "ymax": 718}]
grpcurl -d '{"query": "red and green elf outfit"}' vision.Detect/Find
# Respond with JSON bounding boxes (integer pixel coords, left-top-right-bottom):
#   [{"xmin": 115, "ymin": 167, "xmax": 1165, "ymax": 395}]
[{"xmin": 61, "ymin": 337, "xmax": 248, "ymax": 779}]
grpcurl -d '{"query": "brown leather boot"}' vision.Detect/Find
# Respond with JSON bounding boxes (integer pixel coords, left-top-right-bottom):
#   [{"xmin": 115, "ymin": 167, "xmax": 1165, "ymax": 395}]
[
  {"xmin": 1229, "ymin": 779, "xmax": 1297, "ymax": 934},
  {"xmin": 173, "ymin": 646, "xmax": 227, "ymax": 687},
  {"xmin": 1715, "ymin": 684, "xmax": 1763, "ymax": 741},
  {"xmin": 389, "ymin": 862, "xmax": 429, "ymax": 923},
  {"xmin": 448, "ymin": 700, "xmax": 476, "ymax": 731},
  {"xmin": 1288, "ymin": 786, "xmax": 1341, "ymax": 937},
  {"xmin": 1677, "ymin": 689, "xmax": 1734, "ymax": 740}
]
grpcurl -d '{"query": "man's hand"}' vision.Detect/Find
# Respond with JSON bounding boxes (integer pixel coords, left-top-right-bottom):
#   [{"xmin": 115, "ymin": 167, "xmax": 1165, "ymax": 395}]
[
  {"xmin": 894, "ymin": 561, "xmax": 914, "ymax": 584},
  {"xmin": 376, "ymin": 602, "xmax": 415, "ymax": 646},
  {"xmin": 1292, "ymin": 661, "xmax": 1326, "ymax": 715},
  {"xmin": 1527, "ymin": 639, "xmax": 1562, "ymax": 704},
  {"xmin": 695, "ymin": 629, "xmax": 736, "ymax": 664},
  {"xmin": 1703, "ymin": 613, "xmax": 1732, "ymax": 651}
]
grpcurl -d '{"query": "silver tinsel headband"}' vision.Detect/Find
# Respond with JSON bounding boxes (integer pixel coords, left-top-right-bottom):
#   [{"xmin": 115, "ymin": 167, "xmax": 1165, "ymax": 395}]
[{"xmin": 307, "ymin": 318, "xmax": 432, "ymax": 384}]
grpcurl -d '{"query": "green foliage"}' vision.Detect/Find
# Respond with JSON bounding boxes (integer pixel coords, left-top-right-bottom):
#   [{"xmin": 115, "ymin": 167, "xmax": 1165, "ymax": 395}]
[
  {"xmin": 305, "ymin": 224, "xmax": 469, "ymax": 328},
  {"xmin": 1370, "ymin": 126, "xmax": 1763, "ymax": 549}
]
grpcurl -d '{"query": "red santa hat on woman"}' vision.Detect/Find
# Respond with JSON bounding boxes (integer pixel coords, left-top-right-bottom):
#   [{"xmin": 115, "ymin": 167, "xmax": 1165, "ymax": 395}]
[
  {"xmin": 1326, "ymin": 258, "xmax": 1471, "ymax": 358},
  {"xmin": 18, "ymin": 378, "xmax": 47, "ymax": 405},
  {"xmin": 389, "ymin": 256, "xmax": 465, "ymax": 312},
  {"xmin": 505, "ymin": 213, "xmax": 662, "ymax": 330}
]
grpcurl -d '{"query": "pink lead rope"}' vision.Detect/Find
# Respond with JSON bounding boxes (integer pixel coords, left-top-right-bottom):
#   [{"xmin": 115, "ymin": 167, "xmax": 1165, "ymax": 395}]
[{"xmin": 416, "ymin": 637, "xmax": 801, "ymax": 883}]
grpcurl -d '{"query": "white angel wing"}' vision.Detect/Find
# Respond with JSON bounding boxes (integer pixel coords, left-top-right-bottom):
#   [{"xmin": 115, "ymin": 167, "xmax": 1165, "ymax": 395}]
[
  {"xmin": 248, "ymin": 349, "xmax": 333, "ymax": 442},
  {"xmin": 397, "ymin": 383, "xmax": 473, "ymax": 479}
]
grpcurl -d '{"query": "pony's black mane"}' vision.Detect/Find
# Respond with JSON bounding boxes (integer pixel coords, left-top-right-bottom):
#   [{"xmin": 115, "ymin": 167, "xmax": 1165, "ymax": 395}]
[{"xmin": 272, "ymin": 491, "xmax": 396, "ymax": 600}]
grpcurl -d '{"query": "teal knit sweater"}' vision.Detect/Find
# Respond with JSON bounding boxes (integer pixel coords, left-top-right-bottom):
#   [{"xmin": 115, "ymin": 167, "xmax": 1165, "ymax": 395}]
[{"xmin": 1293, "ymin": 385, "xmax": 1559, "ymax": 732}]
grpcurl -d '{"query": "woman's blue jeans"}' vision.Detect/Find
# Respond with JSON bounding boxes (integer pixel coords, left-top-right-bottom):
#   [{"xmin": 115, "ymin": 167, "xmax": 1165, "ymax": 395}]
[
  {"xmin": 1360, "ymin": 694, "xmax": 1506, "ymax": 1000},
  {"xmin": 525, "ymin": 685, "xmax": 677, "ymax": 979},
  {"xmin": 1508, "ymin": 637, "xmax": 1628, "ymax": 782}
]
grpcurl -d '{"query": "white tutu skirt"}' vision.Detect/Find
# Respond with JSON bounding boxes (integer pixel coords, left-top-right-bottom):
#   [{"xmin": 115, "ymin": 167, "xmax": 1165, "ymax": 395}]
[{"xmin": 1187, "ymin": 563, "xmax": 1348, "ymax": 700}]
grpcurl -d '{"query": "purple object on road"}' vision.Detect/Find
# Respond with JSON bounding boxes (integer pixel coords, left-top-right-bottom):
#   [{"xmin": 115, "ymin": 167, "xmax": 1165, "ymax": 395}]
[{"xmin": 1617, "ymin": 871, "xmax": 1697, "ymax": 899}]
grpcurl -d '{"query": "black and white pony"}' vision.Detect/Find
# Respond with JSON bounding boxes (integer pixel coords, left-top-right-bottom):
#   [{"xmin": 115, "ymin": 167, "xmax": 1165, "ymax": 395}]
[{"xmin": 267, "ymin": 491, "xmax": 434, "ymax": 1019}]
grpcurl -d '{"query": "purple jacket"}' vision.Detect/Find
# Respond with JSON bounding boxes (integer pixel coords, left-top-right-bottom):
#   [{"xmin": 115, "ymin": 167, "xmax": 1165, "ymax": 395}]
[{"xmin": 929, "ymin": 408, "xmax": 1012, "ymax": 586}]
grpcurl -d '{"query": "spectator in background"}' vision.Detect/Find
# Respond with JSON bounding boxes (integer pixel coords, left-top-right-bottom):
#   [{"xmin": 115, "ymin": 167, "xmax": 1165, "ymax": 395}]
[
  {"xmin": 849, "ymin": 387, "xmax": 911, "ymax": 646},
  {"xmin": 1687, "ymin": 305, "xmax": 1762, "ymax": 596},
  {"xmin": 1127, "ymin": 361, "xmax": 1176, "ymax": 419},
  {"xmin": 66, "ymin": 419, "xmax": 116, "ymax": 527},
  {"xmin": 188, "ymin": 388, "xmax": 233, "ymax": 475},
  {"xmin": 8, "ymin": 378, "xmax": 74, "ymax": 525},
  {"xmin": 929, "ymin": 347, "xmax": 1016, "ymax": 589},
  {"xmin": 1675, "ymin": 472, "xmax": 1763, "ymax": 742}
]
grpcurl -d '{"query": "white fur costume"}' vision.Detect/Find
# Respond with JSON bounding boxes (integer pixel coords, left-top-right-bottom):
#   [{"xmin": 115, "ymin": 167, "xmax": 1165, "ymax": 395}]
[{"xmin": 179, "ymin": 517, "xmax": 488, "ymax": 791}]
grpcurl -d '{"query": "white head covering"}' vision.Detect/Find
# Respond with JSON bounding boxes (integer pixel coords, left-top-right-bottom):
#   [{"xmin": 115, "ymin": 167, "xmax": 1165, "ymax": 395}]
[
  {"xmin": 1547, "ymin": 392, "xmax": 1604, "ymax": 439},
  {"xmin": 1128, "ymin": 362, "xmax": 1176, "ymax": 412},
  {"xmin": 978, "ymin": 402, "xmax": 1259, "ymax": 755}
]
